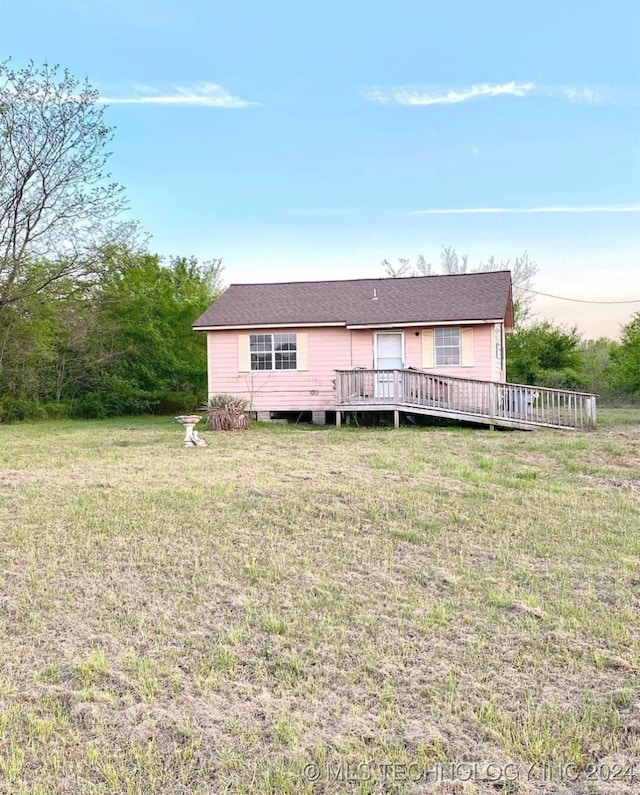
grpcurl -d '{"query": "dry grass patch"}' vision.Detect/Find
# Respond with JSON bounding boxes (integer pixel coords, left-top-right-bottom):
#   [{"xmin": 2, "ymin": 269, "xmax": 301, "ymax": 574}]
[{"xmin": 0, "ymin": 411, "xmax": 639, "ymax": 793}]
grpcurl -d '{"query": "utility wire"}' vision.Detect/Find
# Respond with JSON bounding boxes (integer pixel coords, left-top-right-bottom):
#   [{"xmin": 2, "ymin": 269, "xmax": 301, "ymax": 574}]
[{"xmin": 522, "ymin": 288, "xmax": 640, "ymax": 305}]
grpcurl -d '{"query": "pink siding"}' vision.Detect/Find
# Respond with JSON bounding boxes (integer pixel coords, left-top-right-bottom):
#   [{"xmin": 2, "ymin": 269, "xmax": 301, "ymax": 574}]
[
  {"xmin": 207, "ymin": 327, "xmax": 350, "ymax": 412},
  {"xmin": 207, "ymin": 324, "xmax": 497, "ymax": 412}
]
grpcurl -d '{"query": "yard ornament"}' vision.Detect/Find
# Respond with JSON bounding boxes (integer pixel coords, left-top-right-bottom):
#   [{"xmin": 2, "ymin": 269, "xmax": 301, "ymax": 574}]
[{"xmin": 174, "ymin": 415, "xmax": 208, "ymax": 447}]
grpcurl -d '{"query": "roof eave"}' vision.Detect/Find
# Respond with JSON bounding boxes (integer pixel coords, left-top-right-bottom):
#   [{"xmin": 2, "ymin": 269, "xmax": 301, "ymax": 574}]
[
  {"xmin": 193, "ymin": 321, "xmax": 347, "ymax": 332},
  {"xmin": 346, "ymin": 319, "xmax": 504, "ymax": 330},
  {"xmin": 194, "ymin": 317, "xmax": 506, "ymax": 332}
]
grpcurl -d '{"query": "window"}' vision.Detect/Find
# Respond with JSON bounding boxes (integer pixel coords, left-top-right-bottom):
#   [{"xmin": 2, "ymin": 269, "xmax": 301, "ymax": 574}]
[
  {"xmin": 434, "ymin": 327, "xmax": 461, "ymax": 366},
  {"xmin": 250, "ymin": 334, "xmax": 297, "ymax": 371}
]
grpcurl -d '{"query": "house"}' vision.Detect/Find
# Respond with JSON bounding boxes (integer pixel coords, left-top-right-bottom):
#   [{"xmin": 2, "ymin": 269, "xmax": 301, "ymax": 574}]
[{"xmin": 193, "ymin": 271, "xmax": 515, "ymax": 424}]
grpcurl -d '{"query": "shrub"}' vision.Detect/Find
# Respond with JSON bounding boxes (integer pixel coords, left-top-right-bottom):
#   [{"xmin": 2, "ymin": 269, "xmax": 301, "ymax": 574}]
[
  {"xmin": 0, "ymin": 395, "xmax": 36, "ymax": 422},
  {"xmin": 201, "ymin": 394, "xmax": 249, "ymax": 431},
  {"xmin": 156, "ymin": 390, "xmax": 204, "ymax": 415},
  {"xmin": 40, "ymin": 402, "xmax": 70, "ymax": 420}
]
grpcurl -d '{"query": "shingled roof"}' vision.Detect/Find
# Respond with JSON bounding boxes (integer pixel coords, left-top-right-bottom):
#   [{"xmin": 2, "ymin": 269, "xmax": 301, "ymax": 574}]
[{"xmin": 193, "ymin": 271, "xmax": 513, "ymax": 329}]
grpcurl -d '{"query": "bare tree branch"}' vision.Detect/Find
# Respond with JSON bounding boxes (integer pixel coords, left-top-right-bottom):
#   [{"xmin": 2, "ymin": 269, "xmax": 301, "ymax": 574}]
[
  {"xmin": 0, "ymin": 59, "xmax": 131, "ymax": 306},
  {"xmin": 382, "ymin": 247, "xmax": 538, "ymax": 325}
]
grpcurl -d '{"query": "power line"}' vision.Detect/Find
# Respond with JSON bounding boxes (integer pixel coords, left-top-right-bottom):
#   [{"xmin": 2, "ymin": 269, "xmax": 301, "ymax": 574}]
[{"xmin": 523, "ymin": 288, "xmax": 640, "ymax": 305}]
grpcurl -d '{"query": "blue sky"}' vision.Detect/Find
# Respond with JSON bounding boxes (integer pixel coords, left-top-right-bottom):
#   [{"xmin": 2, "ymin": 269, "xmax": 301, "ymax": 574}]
[{"xmin": 3, "ymin": 0, "xmax": 640, "ymax": 337}]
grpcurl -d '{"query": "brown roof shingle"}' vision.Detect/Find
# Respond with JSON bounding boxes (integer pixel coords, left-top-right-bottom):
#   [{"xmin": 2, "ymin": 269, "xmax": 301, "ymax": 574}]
[{"xmin": 193, "ymin": 271, "xmax": 513, "ymax": 329}]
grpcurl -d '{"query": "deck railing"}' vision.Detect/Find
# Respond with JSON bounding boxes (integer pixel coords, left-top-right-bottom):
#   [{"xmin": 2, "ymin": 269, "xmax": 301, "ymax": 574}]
[{"xmin": 335, "ymin": 369, "xmax": 597, "ymax": 429}]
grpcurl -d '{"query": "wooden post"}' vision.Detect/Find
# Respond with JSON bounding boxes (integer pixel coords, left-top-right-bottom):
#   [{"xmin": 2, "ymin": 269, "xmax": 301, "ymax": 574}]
[
  {"xmin": 393, "ymin": 369, "xmax": 401, "ymax": 402},
  {"xmin": 488, "ymin": 382, "xmax": 497, "ymax": 419},
  {"xmin": 394, "ymin": 410, "xmax": 400, "ymax": 429},
  {"xmin": 336, "ymin": 411, "xmax": 342, "ymax": 428},
  {"xmin": 587, "ymin": 396, "xmax": 597, "ymax": 427},
  {"xmin": 335, "ymin": 371, "xmax": 342, "ymax": 405}
]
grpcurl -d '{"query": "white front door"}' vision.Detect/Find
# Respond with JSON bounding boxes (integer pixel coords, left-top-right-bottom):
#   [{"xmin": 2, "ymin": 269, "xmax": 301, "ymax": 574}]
[{"xmin": 374, "ymin": 332, "xmax": 404, "ymax": 398}]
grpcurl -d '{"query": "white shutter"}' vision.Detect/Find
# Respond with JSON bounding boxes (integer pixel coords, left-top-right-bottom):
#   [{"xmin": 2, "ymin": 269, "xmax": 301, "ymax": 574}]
[
  {"xmin": 296, "ymin": 333, "xmax": 308, "ymax": 371},
  {"xmin": 421, "ymin": 329, "xmax": 434, "ymax": 368},
  {"xmin": 238, "ymin": 334, "xmax": 250, "ymax": 372},
  {"xmin": 461, "ymin": 327, "xmax": 474, "ymax": 367}
]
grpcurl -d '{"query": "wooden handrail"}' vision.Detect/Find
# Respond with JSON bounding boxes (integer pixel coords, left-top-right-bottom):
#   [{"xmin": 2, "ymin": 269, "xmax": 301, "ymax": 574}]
[{"xmin": 334, "ymin": 369, "xmax": 596, "ymax": 429}]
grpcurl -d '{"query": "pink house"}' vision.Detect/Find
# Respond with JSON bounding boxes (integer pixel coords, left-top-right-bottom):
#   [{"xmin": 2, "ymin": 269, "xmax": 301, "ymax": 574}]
[{"xmin": 193, "ymin": 271, "xmax": 515, "ymax": 424}]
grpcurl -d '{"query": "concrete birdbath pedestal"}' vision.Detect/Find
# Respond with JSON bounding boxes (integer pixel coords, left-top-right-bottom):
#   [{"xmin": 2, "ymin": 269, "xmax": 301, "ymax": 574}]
[{"xmin": 175, "ymin": 415, "xmax": 208, "ymax": 447}]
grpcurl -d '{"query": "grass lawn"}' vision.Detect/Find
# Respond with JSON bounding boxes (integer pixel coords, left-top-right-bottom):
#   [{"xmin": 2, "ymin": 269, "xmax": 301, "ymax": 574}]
[{"xmin": 0, "ymin": 411, "xmax": 639, "ymax": 794}]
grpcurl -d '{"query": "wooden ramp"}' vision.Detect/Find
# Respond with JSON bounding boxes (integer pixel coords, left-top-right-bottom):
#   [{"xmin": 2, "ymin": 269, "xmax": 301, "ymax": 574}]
[{"xmin": 335, "ymin": 369, "xmax": 597, "ymax": 431}]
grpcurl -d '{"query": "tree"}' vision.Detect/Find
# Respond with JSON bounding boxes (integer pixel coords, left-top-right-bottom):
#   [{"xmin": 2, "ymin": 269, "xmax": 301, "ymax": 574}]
[
  {"xmin": 608, "ymin": 313, "xmax": 640, "ymax": 398},
  {"xmin": 0, "ymin": 275, "xmax": 83, "ymax": 420},
  {"xmin": 383, "ymin": 253, "xmax": 434, "ymax": 277},
  {"xmin": 506, "ymin": 320, "xmax": 585, "ymax": 389},
  {"xmin": 382, "ymin": 247, "xmax": 538, "ymax": 325},
  {"xmin": 67, "ymin": 249, "xmax": 223, "ymax": 417},
  {"xmin": 0, "ymin": 59, "xmax": 130, "ymax": 308},
  {"xmin": 580, "ymin": 337, "xmax": 619, "ymax": 398}
]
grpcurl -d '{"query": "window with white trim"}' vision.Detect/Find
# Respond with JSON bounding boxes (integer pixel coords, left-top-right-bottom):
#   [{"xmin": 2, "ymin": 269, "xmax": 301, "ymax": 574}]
[
  {"xmin": 434, "ymin": 327, "xmax": 461, "ymax": 366},
  {"xmin": 250, "ymin": 333, "xmax": 297, "ymax": 370}
]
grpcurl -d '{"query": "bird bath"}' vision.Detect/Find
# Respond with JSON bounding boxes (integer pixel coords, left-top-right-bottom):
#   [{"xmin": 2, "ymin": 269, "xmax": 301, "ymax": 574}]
[{"xmin": 175, "ymin": 415, "xmax": 208, "ymax": 447}]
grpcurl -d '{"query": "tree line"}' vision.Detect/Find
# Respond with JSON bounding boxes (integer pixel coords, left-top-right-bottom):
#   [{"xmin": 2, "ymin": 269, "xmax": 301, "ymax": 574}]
[
  {"xmin": 507, "ymin": 317, "xmax": 640, "ymax": 399},
  {"xmin": 0, "ymin": 247, "xmax": 222, "ymax": 421}
]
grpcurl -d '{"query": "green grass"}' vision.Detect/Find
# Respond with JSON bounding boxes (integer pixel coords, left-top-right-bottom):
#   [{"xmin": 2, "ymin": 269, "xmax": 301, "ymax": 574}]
[{"xmin": 0, "ymin": 411, "xmax": 639, "ymax": 793}]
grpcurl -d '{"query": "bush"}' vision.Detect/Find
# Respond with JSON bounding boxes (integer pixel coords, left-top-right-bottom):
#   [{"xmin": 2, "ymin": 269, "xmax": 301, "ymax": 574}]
[
  {"xmin": 609, "ymin": 313, "xmax": 640, "ymax": 398},
  {"xmin": 156, "ymin": 390, "xmax": 204, "ymax": 415},
  {"xmin": 0, "ymin": 394, "xmax": 36, "ymax": 422},
  {"xmin": 201, "ymin": 394, "xmax": 249, "ymax": 431},
  {"xmin": 536, "ymin": 368, "xmax": 587, "ymax": 391},
  {"xmin": 507, "ymin": 321, "xmax": 585, "ymax": 387},
  {"xmin": 41, "ymin": 402, "xmax": 70, "ymax": 420},
  {"xmin": 68, "ymin": 380, "xmax": 161, "ymax": 419},
  {"xmin": 0, "ymin": 396, "xmax": 72, "ymax": 423}
]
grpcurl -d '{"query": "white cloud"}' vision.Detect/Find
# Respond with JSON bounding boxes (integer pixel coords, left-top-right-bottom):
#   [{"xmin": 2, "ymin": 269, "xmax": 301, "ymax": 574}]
[
  {"xmin": 559, "ymin": 86, "xmax": 606, "ymax": 105},
  {"xmin": 364, "ymin": 81, "xmax": 534, "ymax": 106},
  {"xmin": 99, "ymin": 83, "xmax": 257, "ymax": 108},
  {"xmin": 364, "ymin": 82, "xmax": 640, "ymax": 107},
  {"xmin": 131, "ymin": 83, "xmax": 162, "ymax": 95},
  {"xmin": 553, "ymin": 85, "xmax": 640, "ymax": 106},
  {"xmin": 413, "ymin": 205, "xmax": 640, "ymax": 215}
]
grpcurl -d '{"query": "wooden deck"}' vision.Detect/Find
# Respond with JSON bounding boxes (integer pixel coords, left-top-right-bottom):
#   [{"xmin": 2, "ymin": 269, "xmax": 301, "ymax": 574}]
[{"xmin": 335, "ymin": 369, "xmax": 597, "ymax": 430}]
